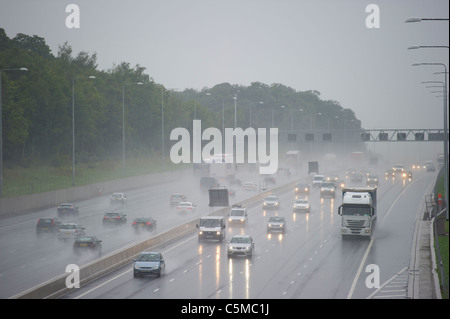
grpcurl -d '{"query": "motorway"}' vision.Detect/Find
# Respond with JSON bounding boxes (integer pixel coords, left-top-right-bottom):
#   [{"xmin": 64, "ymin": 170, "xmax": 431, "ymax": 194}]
[
  {"xmin": 55, "ymin": 166, "xmax": 436, "ymax": 299},
  {"xmin": 0, "ymin": 164, "xmax": 436, "ymax": 299},
  {"xmin": 0, "ymin": 166, "xmax": 288, "ymax": 299}
]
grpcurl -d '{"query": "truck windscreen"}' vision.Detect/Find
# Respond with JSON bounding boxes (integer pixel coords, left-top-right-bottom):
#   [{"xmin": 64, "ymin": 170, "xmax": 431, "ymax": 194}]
[{"xmin": 342, "ymin": 205, "xmax": 371, "ymax": 216}]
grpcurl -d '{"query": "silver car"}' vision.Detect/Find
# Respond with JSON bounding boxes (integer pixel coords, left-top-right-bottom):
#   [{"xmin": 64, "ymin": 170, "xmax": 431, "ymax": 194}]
[
  {"xmin": 227, "ymin": 235, "xmax": 255, "ymax": 258},
  {"xmin": 133, "ymin": 252, "xmax": 165, "ymax": 278},
  {"xmin": 57, "ymin": 223, "xmax": 85, "ymax": 240},
  {"xmin": 293, "ymin": 199, "xmax": 310, "ymax": 213},
  {"xmin": 266, "ymin": 216, "xmax": 286, "ymax": 233},
  {"xmin": 263, "ymin": 196, "xmax": 280, "ymax": 209}
]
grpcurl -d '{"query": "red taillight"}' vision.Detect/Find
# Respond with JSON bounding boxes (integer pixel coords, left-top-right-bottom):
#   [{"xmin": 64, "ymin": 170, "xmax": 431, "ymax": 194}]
[
  {"xmin": 146, "ymin": 222, "xmax": 151, "ymax": 225},
  {"xmin": 132, "ymin": 221, "xmax": 136, "ymax": 225}
]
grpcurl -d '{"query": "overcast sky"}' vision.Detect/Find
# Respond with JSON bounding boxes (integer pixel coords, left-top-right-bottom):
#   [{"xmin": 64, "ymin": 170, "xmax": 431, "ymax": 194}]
[{"xmin": 0, "ymin": 0, "xmax": 448, "ymax": 136}]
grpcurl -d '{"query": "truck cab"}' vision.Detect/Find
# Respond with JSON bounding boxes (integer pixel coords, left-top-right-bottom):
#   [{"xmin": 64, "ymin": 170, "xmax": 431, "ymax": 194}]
[{"xmin": 338, "ymin": 187, "xmax": 377, "ymax": 238}]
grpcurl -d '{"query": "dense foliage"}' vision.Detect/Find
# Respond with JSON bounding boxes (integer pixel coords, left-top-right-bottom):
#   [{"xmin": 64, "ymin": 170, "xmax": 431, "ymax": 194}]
[{"xmin": 0, "ymin": 28, "xmax": 361, "ymax": 169}]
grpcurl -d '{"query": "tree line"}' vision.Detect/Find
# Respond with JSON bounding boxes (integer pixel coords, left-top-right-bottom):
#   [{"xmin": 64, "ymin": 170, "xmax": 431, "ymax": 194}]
[{"xmin": 0, "ymin": 28, "xmax": 361, "ymax": 169}]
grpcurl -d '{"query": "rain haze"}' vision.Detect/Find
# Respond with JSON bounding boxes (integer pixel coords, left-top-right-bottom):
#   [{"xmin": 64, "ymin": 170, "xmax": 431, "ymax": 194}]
[
  {"xmin": 0, "ymin": 0, "xmax": 448, "ymax": 163},
  {"xmin": 0, "ymin": 0, "xmax": 449, "ymax": 302}
]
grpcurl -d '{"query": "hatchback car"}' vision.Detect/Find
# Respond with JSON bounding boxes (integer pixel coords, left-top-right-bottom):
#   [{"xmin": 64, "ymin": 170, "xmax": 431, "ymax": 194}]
[
  {"xmin": 110, "ymin": 192, "xmax": 127, "ymax": 204},
  {"xmin": 57, "ymin": 223, "xmax": 85, "ymax": 240},
  {"xmin": 227, "ymin": 235, "xmax": 255, "ymax": 258},
  {"xmin": 73, "ymin": 236, "xmax": 102, "ymax": 256},
  {"xmin": 57, "ymin": 203, "xmax": 79, "ymax": 219},
  {"xmin": 36, "ymin": 218, "xmax": 60, "ymax": 235},
  {"xmin": 132, "ymin": 217, "xmax": 157, "ymax": 232},
  {"xmin": 266, "ymin": 216, "xmax": 286, "ymax": 233},
  {"xmin": 133, "ymin": 252, "xmax": 165, "ymax": 278},
  {"xmin": 102, "ymin": 211, "xmax": 127, "ymax": 226},
  {"xmin": 263, "ymin": 196, "xmax": 280, "ymax": 209},
  {"xmin": 293, "ymin": 199, "xmax": 310, "ymax": 213}
]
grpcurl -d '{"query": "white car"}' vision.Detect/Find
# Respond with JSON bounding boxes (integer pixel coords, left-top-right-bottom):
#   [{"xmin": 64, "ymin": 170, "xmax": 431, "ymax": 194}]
[
  {"xmin": 263, "ymin": 196, "xmax": 280, "ymax": 209},
  {"xmin": 177, "ymin": 201, "xmax": 196, "ymax": 213},
  {"xmin": 57, "ymin": 223, "xmax": 85, "ymax": 240},
  {"xmin": 293, "ymin": 199, "xmax": 310, "ymax": 213},
  {"xmin": 227, "ymin": 235, "xmax": 255, "ymax": 258}
]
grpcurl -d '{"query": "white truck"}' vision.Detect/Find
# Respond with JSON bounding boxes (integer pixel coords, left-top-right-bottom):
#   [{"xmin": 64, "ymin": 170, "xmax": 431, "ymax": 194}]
[{"xmin": 338, "ymin": 187, "xmax": 377, "ymax": 238}]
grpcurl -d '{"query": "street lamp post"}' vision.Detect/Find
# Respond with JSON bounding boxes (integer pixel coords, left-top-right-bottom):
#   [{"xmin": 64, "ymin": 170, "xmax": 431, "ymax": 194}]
[
  {"xmin": 233, "ymin": 95, "xmax": 237, "ymax": 129},
  {"xmin": 72, "ymin": 75, "xmax": 96, "ymax": 186},
  {"xmin": 413, "ymin": 62, "xmax": 449, "ymax": 220},
  {"xmin": 0, "ymin": 67, "xmax": 28, "ymax": 196}
]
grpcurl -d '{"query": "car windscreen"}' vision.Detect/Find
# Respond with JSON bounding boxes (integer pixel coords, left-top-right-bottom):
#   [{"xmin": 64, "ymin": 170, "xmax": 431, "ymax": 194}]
[
  {"xmin": 230, "ymin": 237, "xmax": 251, "ymax": 244},
  {"xmin": 136, "ymin": 253, "xmax": 160, "ymax": 262},
  {"xmin": 199, "ymin": 219, "xmax": 221, "ymax": 227}
]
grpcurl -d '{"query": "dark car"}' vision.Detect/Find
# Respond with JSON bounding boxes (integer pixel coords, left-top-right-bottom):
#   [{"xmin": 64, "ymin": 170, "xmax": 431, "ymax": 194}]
[
  {"xmin": 57, "ymin": 203, "xmax": 79, "ymax": 218},
  {"xmin": 263, "ymin": 176, "xmax": 276, "ymax": 185},
  {"xmin": 102, "ymin": 211, "xmax": 127, "ymax": 226},
  {"xmin": 73, "ymin": 236, "xmax": 102, "ymax": 256},
  {"xmin": 425, "ymin": 161, "xmax": 435, "ymax": 172},
  {"xmin": 132, "ymin": 217, "xmax": 157, "ymax": 232},
  {"xmin": 133, "ymin": 252, "xmax": 165, "ymax": 278},
  {"xmin": 36, "ymin": 218, "xmax": 60, "ymax": 235}
]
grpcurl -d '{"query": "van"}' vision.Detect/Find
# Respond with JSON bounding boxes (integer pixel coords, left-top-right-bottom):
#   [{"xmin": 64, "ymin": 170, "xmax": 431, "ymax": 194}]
[
  {"xmin": 312, "ymin": 174, "xmax": 325, "ymax": 187},
  {"xmin": 196, "ymin": 216, "xmax": 226, "ymax": 241}
]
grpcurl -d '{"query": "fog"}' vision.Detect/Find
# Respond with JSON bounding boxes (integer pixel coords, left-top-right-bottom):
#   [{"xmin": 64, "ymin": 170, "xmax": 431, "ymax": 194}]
[{"xmin": 0, "ymin": 0, "xmax": 448, "ymax": 164}]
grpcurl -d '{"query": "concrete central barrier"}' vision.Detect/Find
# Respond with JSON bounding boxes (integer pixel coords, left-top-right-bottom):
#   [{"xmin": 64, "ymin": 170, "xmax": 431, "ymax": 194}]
[{"xmin": 11, "ymin": 181, "xmax": 296, "ymax": 299}]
